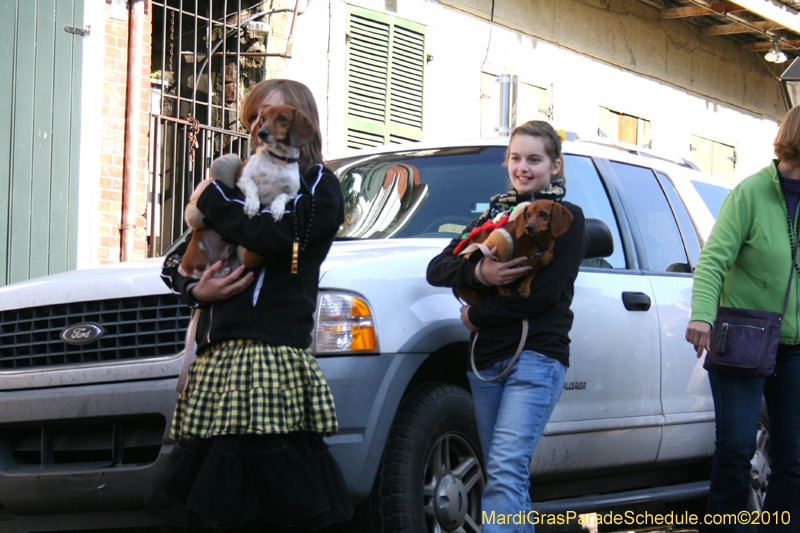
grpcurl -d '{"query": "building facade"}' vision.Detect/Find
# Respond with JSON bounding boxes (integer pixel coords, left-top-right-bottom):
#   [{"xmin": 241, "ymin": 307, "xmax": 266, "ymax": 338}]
[{"xmin": 1, "ymin": 0, "xmax": 796, "ymax": 283}]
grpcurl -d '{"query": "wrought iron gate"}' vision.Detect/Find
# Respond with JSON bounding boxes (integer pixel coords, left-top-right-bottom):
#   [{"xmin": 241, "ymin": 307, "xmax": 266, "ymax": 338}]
[{"xmin": 148, "ymin": 0, "xmax": 274, "ymax": 256}]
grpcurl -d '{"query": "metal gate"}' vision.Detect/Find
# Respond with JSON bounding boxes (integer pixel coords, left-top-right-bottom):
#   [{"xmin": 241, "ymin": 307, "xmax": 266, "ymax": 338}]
[{"xmin": 148, "ymin": 0, "xmax": 275, "ymax": 256}]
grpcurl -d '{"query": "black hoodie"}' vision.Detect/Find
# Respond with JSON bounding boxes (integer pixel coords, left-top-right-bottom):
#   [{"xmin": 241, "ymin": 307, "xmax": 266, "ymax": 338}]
[
  {"xmin": 426, "ymin": 201, "xmax": 587, "ymax": 368},
  {"xmin": 161, "ymin": 164, "xmax": 344, "ymax": 350}
]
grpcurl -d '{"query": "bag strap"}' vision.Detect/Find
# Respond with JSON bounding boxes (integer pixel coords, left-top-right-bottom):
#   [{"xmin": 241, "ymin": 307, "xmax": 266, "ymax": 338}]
[{"xmin": 470, "ymin": 319, "xmax": 529, "ymax": 382}]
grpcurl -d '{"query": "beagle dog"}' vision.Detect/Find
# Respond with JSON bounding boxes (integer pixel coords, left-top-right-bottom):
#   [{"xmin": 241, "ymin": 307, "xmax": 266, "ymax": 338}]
[
  {"xmin": 238, "ymin": 104, "xmax": 315, "ymax": 220},
  {"xmin": 180, "ymin": 104, "xmax": 316, "ymax": 279},
  {"xmin": 454, "ymin": 199, "xmax": 573, "ymax": 304}
]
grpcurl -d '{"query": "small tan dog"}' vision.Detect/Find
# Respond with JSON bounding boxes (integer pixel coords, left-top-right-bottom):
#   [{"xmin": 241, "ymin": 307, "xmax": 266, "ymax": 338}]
[
  {"xmin": 454, "ymin": 200, "xmax": 573, "ymax": 304},
  {"xmin": 180, "ymin": 105, "xmax": 315, "ymax": 279}
]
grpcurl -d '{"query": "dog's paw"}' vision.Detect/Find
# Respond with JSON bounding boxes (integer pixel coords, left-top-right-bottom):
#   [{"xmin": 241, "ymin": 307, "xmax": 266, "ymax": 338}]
[
  {"xmin": 210, "ymin": 154, "xmax": 243, "ymax": 188},
  {"xmin": 270, "ymin": 195, "xmax": 289, "ymax": 221},
  {"xmin": 518, "ymin": 281, "xmax": 533, "ymax": 298},
  {"xmin": 270, "ymin": 202, "xmax": 286, "ymax": 222},
  {"xmin": 243, "ymin": 196, "xmax": 260, "ymax": 218},
  {"xmin": 215, "ymin": 267, "xmax": 233, "ymax": 278},
  {"xmin": 498, "ymin": 286, "xmax": 512, "ymax": 296},
  {"xmin": 184, "ymin": 202, "xmax": 206, "ymax": 230}
]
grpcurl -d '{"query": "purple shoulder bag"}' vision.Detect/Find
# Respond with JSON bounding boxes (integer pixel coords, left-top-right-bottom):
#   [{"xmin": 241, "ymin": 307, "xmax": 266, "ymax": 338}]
[{"xmin": 703, "ymin": 221, "xmax": 798, "ymax": 378}]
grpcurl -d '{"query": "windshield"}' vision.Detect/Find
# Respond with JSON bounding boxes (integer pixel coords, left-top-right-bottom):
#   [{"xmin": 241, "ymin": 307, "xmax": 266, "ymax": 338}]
[{"xmin": 332, "ymin": 146, "xmax": 509, "ymax": 239}]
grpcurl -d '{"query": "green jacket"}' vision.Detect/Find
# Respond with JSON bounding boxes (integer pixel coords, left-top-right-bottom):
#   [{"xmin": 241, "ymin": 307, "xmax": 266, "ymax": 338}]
[{"xmin": 691, "ymin": 161, "xmax": 800, "ymax": 344}]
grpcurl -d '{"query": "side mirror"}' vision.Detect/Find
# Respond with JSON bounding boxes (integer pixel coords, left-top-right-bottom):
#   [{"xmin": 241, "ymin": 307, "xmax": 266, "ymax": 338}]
[{"xmin": 584, "ymin": 218, "xmax": 614, "ymax": 260}]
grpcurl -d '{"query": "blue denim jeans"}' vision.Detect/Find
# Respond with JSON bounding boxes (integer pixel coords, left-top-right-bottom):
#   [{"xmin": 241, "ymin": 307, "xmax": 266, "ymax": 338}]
[
  {"xmin": 468, "ymin": 350, "xmax": 566, "ymax": 533},
  {"xmin": 704, "ymin": 345, "xmax": 800, "ymax": 533}
]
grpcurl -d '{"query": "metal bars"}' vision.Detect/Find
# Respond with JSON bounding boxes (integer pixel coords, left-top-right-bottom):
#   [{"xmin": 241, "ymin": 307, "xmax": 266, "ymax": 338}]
[{"xmin": 148, "ymin": 0, "xmax": 259, "ymax": 256}]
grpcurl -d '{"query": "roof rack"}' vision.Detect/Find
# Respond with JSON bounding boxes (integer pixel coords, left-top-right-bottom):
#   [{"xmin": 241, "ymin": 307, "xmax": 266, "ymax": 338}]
[{"xmin": 568, "ymin": 135, "xmax": 699, "ymax": 170}]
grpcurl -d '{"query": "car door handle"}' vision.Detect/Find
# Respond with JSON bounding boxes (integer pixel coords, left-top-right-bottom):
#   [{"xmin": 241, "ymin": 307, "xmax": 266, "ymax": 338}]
[{"xmin": 622, "ymin": 291, "xmax": 651, "ymax": 311}]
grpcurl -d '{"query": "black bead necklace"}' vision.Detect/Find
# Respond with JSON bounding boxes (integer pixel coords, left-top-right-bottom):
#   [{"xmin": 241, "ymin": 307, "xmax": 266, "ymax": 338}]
[
  {"xmin": 781, "ymin": 189, "xmax": 800, "ymax": 279},
  {"xmin": 290, "ymin": 174, "xmax": 316, "ymax": 274}
]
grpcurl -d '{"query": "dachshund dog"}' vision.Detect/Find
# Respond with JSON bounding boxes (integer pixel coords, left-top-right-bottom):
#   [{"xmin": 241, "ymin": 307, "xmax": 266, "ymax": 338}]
[
  {"xmin": 180, "ymin": 105, "xmax": 316, "ymax": 279},
  {"xmin": 454, "ymin": 200, "xmax": 573, "ymax": 305}
]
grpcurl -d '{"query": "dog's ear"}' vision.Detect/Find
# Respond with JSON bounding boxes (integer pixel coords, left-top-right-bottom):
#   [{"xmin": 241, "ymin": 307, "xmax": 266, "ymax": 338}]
[
  {"xmin": 508, "ymin": 202, "xmax": 530, "ymax": 223},
  {"xmin": 508, "ymin": 201, "xmax": 531, "ymax": 239},
  {"xmin": 289, "ymin": 109, "xmax": 316, "ymax": 148},
  {"xmin": 513, "ymin": 206, "xmax": 529, "ymax": 239},
  {"xmin": 549, "ymin": 202, "xmax": 574, "ymax": 237}
]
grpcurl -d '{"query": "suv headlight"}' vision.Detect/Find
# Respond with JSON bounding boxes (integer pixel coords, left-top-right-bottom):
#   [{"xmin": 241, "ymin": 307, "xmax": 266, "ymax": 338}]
[{"xmin": 314, "ymin": 292, "xmax": 378, "ymax": 354}]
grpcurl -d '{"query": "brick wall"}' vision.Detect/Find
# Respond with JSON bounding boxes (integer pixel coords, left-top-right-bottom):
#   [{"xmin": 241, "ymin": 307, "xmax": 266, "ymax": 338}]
[{"xmin": 98, "ymin": 2, "xmax": 152, "ymax": 263}]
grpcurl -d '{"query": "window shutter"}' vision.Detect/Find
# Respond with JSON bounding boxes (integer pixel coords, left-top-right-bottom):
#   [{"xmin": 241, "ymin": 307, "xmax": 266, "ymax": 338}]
[
  {"xmin": 388, "ymin": 24, "xmax": 424, "ymax": 142},
  {"xmin": 346, "ymin": 8, "xmax": 425, "ymax": 149}
]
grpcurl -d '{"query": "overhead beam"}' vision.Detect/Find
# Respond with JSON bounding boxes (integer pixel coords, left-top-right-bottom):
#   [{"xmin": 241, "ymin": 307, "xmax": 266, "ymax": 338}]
[
  {"xmin": 743, "ymin": 39, "xmax": 800, "ymax": 52},
  {"xmin": 705, "ymin": 20, "xmax": 785, "ymax": 34},
  {"xmin": 722, "ymin": 0, "xmax": 800, "ymax": 34},
  {"xmin": 661, "ymin": 2, "xmax": 747, "ymax": 19}
]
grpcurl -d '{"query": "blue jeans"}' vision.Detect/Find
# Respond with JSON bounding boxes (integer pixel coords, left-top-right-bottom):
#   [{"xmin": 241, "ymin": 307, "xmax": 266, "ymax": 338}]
[
  {"xmin": 468, "ymin": 350, "xmax": 566, "ymax": 533},
  {"xmin": 704, "ymin": 345, "xmax": 800, "ymax": 533}
]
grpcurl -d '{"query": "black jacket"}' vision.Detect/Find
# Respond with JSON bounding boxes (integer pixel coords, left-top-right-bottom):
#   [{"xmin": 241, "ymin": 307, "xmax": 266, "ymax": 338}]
[
  {"xmin": 162, "ymin": 164, "xmax": 345, "ymax": 350},
  {"xmin": 426, "ymin": 201, "xmax": 588, "ymax": 368}
]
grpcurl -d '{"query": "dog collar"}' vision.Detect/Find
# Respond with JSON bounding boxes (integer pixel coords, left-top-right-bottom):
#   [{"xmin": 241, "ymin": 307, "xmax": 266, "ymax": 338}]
[{"xmin": 268, "ymin": 150, "xmax": 299, "ymax": 163}]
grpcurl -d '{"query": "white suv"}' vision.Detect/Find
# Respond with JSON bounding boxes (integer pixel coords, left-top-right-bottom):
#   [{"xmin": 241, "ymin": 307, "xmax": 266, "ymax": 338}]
[{"xmin": 0, "ymin": 136, "xmax": 744, "ymax": 533}]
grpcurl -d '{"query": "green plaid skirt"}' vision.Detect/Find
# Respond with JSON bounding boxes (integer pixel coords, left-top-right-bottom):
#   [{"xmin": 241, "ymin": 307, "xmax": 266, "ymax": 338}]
[{"xmin": 172, "ymin": 339, "xmax": 338, "ymax": 440}]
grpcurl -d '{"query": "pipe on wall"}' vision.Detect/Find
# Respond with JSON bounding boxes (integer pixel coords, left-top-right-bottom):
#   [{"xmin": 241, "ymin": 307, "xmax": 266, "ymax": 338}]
[{"xmin": 121, "ymin": 0, "xmax": 145, "ymax": 262}]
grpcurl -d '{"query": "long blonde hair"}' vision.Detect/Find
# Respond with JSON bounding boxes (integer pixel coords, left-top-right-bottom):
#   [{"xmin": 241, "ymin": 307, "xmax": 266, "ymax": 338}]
[{"xmin": 241, "ymin": 79, "xmax": 326, "ymax": 173}]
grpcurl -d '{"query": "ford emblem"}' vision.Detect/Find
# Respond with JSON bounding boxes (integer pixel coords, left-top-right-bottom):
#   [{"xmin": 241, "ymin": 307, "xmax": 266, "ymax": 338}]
[{"xmin": 61, "ymin": 323, "xmax": 104, "ymax": 345}]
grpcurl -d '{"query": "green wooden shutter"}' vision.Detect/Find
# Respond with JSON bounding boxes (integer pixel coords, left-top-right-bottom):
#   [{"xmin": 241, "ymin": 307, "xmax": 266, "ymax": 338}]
[
  {"xmin": 0, "ymin": 0, "xmax": 83, "ymax": 286},
  {"xmin": 346, "ymin": 7, "xmax": 425, "ymax": 149}
]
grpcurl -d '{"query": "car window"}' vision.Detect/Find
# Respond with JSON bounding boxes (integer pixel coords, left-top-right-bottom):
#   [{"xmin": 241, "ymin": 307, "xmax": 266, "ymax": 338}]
[
  {"xmin": 563, "ymin": 155, "xmax": 626, "ymax": 269},
  {"xmin": 690, "ymin": 179, "xmax": 730, "ymax": 219},
  {"xmin": 336, "ymin": 147, "xmax": 509, "ymax": 239},
  {"xmin": 657, "ymin": 172, "xmax": 701, "ymax": 269},
  {"xmin": 611, "ymin": 162, "xmax": 690, "ymax": 273}
]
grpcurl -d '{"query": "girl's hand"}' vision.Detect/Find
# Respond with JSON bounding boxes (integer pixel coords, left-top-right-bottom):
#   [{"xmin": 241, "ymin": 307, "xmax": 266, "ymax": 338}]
[
  {"xmin": 460, "ymin": 305, "xmax": 478, "ymax": 332},
  {"xmin": 685, "ymin": 320, "xmax": 712, "ymax": 358},
  {"xmin": 478, "ymin": 246, "xmax": 533, "ymax": 286},
  {"xmin": 189, "ymin": 262, "xmax": 254, "ymax": 302}
]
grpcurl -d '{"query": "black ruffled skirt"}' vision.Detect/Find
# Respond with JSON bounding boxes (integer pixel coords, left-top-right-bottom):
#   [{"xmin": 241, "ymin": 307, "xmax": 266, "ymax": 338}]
[{"xmin": 146, "ymin": 432, "xmax": 353, "ymax": 531}]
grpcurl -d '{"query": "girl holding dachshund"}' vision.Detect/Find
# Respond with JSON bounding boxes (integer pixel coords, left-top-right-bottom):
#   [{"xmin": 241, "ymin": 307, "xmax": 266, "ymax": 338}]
[
  {"xmin": 148, "ymin": 79, "xmax": 352, "ymax": 531},
  {"xmin": 427, "ymin": 120, "xmax": 588, "ymax": 532}
]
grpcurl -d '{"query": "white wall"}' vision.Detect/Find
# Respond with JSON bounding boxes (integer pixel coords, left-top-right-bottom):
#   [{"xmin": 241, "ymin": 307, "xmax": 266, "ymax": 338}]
[
  {"xmin": 288, "ymin": 0, "xmax": 786, "ymax": 183},
  {"xmin": 77, "ymin": 0, "xmax": 106, "ymax": 269}
]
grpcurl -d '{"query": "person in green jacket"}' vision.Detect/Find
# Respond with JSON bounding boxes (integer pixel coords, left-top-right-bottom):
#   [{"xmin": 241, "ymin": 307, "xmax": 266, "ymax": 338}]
[{"xmin": 686, "ymin": 106, "xmax": 800, "ymax": 533}]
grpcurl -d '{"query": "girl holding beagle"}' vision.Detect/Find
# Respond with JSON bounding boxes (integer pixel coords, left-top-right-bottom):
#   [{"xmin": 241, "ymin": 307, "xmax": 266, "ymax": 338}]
[
  {"xmin": 148, "ymin": 79, "xmax": 352, "ymax": 531},
  {"xmin": 427, "ymin": 121, "xmax": 588, "ymax": 532}
]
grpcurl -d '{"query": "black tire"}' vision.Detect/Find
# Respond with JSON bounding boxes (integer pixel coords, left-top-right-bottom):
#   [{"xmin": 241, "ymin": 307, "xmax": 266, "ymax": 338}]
[
  {"xmin": 747, "ymin": 400, "xmax": 771, "ymax": 533},
  {"xmin": 350, "ymin": 382, "xmax": 485, "ymax": 533}
]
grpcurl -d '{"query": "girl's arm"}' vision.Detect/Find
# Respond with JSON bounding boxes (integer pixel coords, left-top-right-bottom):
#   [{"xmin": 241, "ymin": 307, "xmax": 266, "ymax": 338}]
[
  {"xmin": 468, "ymin": 205, "xmax": 588, "ymax": 327},
  {"xmin": 160, "ymin": 238, "xmax": 254, "ymax": 305},
  {"xmin": 426, "ymin": 219, "xmax": 485, "ymax": 289},
  {"xmin": 160, "ymin": 238, "xmax": 204, "ymax": 308},
  {"xmin": 195, "ymin": 165, "xmax": 344, "ymax": 260},
  {"xmin": 689, "ymin": 186, "xmax": 751, "ymax": 325}
]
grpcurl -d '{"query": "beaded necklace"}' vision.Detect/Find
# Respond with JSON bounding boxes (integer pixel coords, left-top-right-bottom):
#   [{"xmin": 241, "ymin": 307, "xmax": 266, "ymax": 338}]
[
  {"xmin": 781, "ymin": 186, "xmax": 800, "ymax": 279},
  {"xmin": 290, "ymin": 173, "xmax": 315, "ymax": 274}
]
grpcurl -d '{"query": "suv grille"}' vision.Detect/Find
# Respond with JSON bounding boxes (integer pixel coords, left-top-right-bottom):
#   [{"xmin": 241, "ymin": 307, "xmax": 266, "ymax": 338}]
[{"xmin": 0, "ymin": 295, "xmax": 191, "ymax": 370}]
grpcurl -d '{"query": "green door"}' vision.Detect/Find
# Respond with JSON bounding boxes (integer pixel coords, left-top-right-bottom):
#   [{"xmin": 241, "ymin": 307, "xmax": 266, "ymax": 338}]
[{"xmin": 0, "ymin": 0, "xmax": 83, "ymax": 286}]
